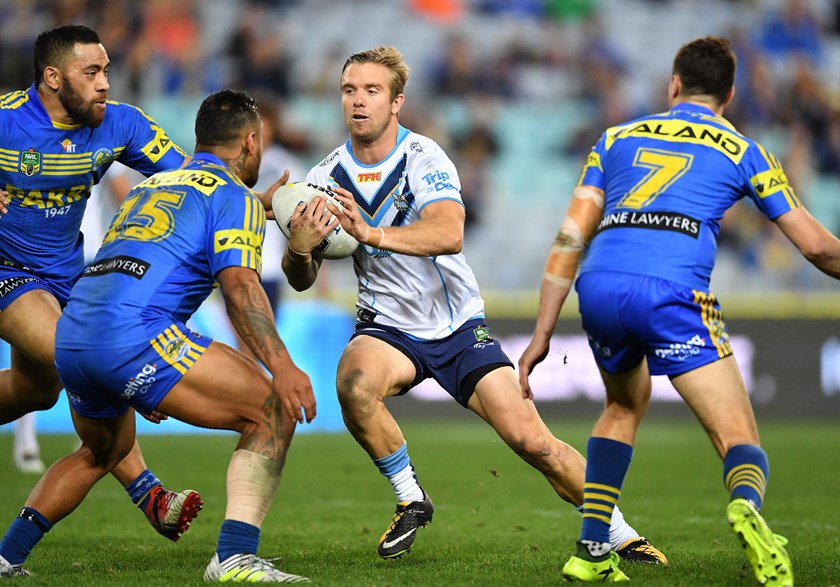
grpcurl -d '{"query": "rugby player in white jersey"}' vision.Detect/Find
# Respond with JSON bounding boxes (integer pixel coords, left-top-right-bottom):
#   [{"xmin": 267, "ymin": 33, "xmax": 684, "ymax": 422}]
[{"xmin": 281, "ymin": 45, "xmax": 667, "ymax": 567}]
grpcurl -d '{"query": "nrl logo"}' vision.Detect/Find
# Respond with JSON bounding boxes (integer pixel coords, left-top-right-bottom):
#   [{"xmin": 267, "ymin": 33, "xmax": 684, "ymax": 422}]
[
  {"xmin": 473, "ymin": 326, "xmax": 492, "ymax": 342},
  {"xmin": 20, "ymin": 148, "xmax": 41, "ymax": 176}
]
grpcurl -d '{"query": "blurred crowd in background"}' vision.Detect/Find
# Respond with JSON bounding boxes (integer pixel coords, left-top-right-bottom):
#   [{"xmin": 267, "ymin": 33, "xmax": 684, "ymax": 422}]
[{"xmin": 1, "ymin": 0, "xmax": 839, "ymax": 294}]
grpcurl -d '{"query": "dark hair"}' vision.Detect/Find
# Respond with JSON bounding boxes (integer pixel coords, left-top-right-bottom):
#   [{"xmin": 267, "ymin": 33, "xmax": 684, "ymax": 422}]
[
  {"xmin": 672, "ymin": 36, "xmax": 736, "ymax": 106},
  {"xmin": 33, "ymin": 25, "xmax": 101, "ymax": 85},
  {"xmin": 195, "ymin": 89, "xmax": 261, "ymax": 147}
]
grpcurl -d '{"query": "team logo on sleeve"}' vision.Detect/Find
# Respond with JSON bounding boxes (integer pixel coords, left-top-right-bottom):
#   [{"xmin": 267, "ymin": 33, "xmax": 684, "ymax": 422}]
[
  {"xmin": 214, "ymin": 229, "xmax": 262, "ymax": 255},
  {"xmin": 141, "ymin": 125, "xmax": 173, "ymax": 163},
  {"xmin": 92, "ymin": 148, "xmax": 115, "ymax": 170},
  {"xmin": 751, "ymin": 169, "xmax": 790, "ymax": 198},
  {"xmin": 20, "ymin": 148, "xmax": 41, "ymax": 176}
]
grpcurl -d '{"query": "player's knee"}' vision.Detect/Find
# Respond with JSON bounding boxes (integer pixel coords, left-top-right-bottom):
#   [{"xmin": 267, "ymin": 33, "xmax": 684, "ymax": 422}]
[
  {"xmin": 26, "ymin": 386, "xmax": 61, "ymax": 412},
  {"xmin": 336, "ymin": 368, "xmax": 377, "ymax": 418},
  {"xmin": 80, "ymin": 438, "xmax": 133, "ymax": 472},
  {"xmin": 507, "ymin": 430, "xmax": 554, "ymax": 467}
]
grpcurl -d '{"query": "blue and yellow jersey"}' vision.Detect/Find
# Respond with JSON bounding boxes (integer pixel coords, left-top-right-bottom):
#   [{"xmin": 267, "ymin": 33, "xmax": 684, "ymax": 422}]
[
  {"xmin": 56, "ymin": 153, "xmax": 265, "ymax": 349},
  {"xmin": 578, "ymin": 102, "xmax": 799, "ymax": 290},
  {"xmin": 0, "ymin": 84, "xmax": 187, "ymax": 281}
]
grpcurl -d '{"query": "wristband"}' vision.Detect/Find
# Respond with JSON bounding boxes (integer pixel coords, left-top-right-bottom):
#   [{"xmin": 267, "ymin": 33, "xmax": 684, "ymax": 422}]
[
  {"xmin": 367, "ymin": 226, "xmax": 385, "ymax": 248},
  {"xmin": 286, "ymin": 247, "xmax": 312, "ymax": 264}
]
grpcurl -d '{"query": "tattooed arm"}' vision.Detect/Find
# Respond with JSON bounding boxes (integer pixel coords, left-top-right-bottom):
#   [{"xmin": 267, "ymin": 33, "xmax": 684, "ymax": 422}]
[{"xmin": 217, "ymin": 266, "xmax": 316, "ymax": 423}]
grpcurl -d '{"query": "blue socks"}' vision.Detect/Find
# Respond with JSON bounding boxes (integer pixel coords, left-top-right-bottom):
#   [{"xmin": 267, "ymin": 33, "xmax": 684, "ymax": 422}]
[
  {"xmin": 125, "ymin": 469, "xmax": 162, "ymax": 508},
  {"xmin": 373, "ymin": 444, "xmax": 411, "ymax": 477},
  {"xmin": 0, "ymin": 508, "xmax": 53, "ymax": 565},
  {"xmin": 217, "ymin": 519, "xmax": 260, "ymax": 561},
  {"xmin": 724, "ymin": 444, "xmax": 769, "ymax": 509},
  {"xmin": 580, "ymin": 437, "xmax": 633, "ymax": 544}
]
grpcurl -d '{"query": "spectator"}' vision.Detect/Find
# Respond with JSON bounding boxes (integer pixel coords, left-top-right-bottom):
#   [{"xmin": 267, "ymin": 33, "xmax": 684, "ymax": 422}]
[
  {"xmin": 756, "ymin": 0, "xmax": 824, "ymax": 67},
  {"xmin": 228, "ymin": 1, "xmax": 293, "ymax": 98},
  {"xmin": 452, "ymin": 124, "xmax": 499, "ymax": 230}
]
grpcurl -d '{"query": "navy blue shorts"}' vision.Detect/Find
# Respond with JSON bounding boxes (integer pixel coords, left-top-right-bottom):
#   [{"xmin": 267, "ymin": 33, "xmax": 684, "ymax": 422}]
[
  {"xmin": 352, "ymin": 318, "xmax": 513, "ymax": 408},
  {"xmin": 576, "ymin": 271, "xmax": 733, "ymax": 377},
  {"xmin": 0, "ymin": 264, "xmax": 75, "ymax": 310},
  {"xmin": 55, "ymin": 322, "xmax": 211, "ymax": 418}
]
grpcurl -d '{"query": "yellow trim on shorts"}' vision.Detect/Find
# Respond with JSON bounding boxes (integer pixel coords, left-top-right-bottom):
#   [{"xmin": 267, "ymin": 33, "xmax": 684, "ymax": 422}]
[
  {"xmin": 693, "ymin": 290, "xmax": 732, "ymax": 358},
  {"xmin": 150, "ymin": 324, "xmax": 207, "ymax": 375}
]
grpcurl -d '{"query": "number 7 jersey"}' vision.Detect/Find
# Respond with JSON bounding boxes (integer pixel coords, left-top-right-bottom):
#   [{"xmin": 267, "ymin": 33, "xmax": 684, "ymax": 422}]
[{"xmin": 578, "ymin": 102, "xmax": 800, "ymax": 290}]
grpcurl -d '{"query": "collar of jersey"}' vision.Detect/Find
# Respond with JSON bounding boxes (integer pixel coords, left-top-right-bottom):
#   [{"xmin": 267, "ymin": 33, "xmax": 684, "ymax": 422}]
[
  {"xmin": 191, "ymin": 152, "xmax": 226, "ymax": 168},
  {"xmin": 28, "ymin": 84, "xmax": 82, "ymax": 130},
  {"xmin": 345, "ymin": 124, "xmax": 410, "ymax": 168},
  {"xmin": 669, "ymin": 102, "xmax": 715, "ymax": 117}
]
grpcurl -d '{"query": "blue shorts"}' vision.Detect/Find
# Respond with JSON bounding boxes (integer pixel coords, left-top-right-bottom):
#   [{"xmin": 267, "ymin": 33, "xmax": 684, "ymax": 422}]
[
  {"xmin": 0, "ymin": 264, "xmax": 75, "ymax": 310},
  {"xmin": 55, "ymin": 322, "xmax": 211, "ymax": 418},
  {"xmin": 353, "ymin": 318, "xmax": 513, "ymax": 408},
  {"xmin": 576, "ymin": 271, "xmax": 733, "ymax": 377}
]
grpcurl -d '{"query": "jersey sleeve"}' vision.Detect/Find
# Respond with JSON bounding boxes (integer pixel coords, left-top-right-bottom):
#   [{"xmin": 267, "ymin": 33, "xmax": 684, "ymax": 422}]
[
  {"xmin": 306, "ymin": 148, "xmax": 338, "ymax": 187},
  {"xmin": 116, "ymin": 104, "xmax": 188, "ymax": 176},
  {"xmin": 205, "ymin": 186, "xmax": 266, "ymax": 278},
  {"xmin": 740, "ymin": 141, "xmax": 801, "ymax": 220},
  {"xmin": 305, "ymin": 164, "xmax": 327, "ymax": 187},
  {"xmin": 407, "ymin": 141, "xmax": 462, "ymax": 212},
  {"xmin": 576, "ymin": 130, "xmax": 609, "ymax": 190}
]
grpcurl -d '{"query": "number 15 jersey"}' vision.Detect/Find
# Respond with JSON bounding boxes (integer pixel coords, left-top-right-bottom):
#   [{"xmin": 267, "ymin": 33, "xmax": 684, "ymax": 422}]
[{"xmin": 56, "ymin": 154, "xmax": 265, "ymax": 350}]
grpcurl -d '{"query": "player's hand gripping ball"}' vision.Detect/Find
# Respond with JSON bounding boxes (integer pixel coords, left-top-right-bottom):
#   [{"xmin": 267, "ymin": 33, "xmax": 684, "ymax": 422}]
[{"xmin": 271, "ymin": 182, "xmax": 359, "ymax": 259}]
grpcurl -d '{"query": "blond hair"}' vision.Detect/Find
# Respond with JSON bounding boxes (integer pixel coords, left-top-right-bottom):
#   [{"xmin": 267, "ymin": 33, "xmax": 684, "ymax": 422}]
[{"xmin": 342, "ymin": 46, "xmax": 410, "ymax": 101}]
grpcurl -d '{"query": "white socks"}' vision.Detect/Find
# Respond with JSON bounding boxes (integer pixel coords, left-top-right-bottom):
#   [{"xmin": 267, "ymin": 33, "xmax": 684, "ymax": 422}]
[
  {"xmin": 388, "ymin": 464, "xmax": 424, "ymax": 502},
  {"xmin": 608, "ymin": 505, "xmax": 638, "ymax": 550}
]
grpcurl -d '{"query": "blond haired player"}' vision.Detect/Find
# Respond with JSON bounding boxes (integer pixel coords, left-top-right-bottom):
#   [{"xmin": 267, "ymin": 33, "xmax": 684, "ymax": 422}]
[{"xmin": 282, "ymin": 45, "xmax": 667, "ymax": 567}]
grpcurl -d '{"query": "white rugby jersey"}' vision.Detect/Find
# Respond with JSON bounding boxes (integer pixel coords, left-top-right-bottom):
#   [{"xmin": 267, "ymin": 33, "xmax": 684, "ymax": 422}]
[{"xmin": 307, "ymin": 126, "xmax": 485, "ymax": 340}]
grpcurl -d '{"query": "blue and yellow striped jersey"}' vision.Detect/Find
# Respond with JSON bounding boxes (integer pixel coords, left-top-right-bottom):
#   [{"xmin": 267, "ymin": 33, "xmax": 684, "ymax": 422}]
[
  {"xmin": 56, "ymin": 154, "xmax": 265, "ymax": 349},
  {"xmin": 0, "ymin": 85, "xmax": 187, "ymax": 281},
  {"xmin": 578, "ymin": 102, "xmax": 799, "ymax": 290}
]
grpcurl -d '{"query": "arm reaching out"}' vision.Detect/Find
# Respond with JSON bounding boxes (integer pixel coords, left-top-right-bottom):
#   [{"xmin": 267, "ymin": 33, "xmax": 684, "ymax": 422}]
[
  {"xmin": 218, "ymin": 265, "xmax": 316, "ymax": 424},
  {"xmin": 254, "ymin": 169, "xmax": 291, "ymax": 220},
  {"xmin": 774, "ymin": 207, "xmax": 840, "ymax": 279},
  {"xmin": 518, "ymin": 185, "xmax": 605, "ymax": 398}
]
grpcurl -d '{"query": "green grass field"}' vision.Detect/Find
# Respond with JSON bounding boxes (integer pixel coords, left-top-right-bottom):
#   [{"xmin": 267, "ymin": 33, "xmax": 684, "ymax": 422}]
[{"xmin": 1, "ymin": 419, "xmax": 838, "ymax": 586}]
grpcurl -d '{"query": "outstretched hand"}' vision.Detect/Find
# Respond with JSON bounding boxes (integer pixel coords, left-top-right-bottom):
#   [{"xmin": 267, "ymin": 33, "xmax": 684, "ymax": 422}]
[
  {"xmin": 139, "ymin": 409, "xmax": 169, "ymax": 424},
  {"xmin": 273, "ymin": 364, "xmax": 317, "ymax": 424},
  {"xmin": 255, "ymin": 169, "xmax": 291, "ymax": 221},
  {"xmin": 517, "ymin": 336, "xmax": 551, "ymax": 399}
]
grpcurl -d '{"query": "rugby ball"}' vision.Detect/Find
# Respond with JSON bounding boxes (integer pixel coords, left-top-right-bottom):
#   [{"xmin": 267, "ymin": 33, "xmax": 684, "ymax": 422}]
[{"xmin": 271, "ymin": 182, "xmax": 359, "ymax": 259}]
